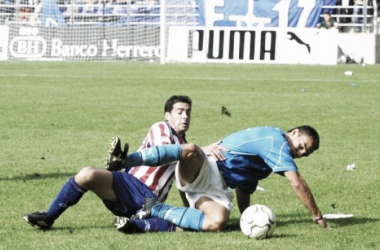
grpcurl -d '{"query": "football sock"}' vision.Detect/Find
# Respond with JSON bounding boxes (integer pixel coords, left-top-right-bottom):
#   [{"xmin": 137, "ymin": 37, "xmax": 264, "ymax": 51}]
[
  {"xmin": 151, "ymin": 204, "xmax": 204, "ymax": 231},
  {"xmin": 46, "ymin": 177, "xmax": 87, "ymax": 220},
  {"xmin": 124, "ymin": 144, "xmax": 182, "ymax": 168},
  {"xmin": 129, "ymin": 218, "xmax": 176, "ymax": 232}
]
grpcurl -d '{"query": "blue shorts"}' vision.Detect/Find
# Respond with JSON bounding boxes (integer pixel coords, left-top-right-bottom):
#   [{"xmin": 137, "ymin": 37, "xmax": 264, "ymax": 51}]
[{"xmin": 102, "ymin": 171, "xmax": 156, "ymax": 218}]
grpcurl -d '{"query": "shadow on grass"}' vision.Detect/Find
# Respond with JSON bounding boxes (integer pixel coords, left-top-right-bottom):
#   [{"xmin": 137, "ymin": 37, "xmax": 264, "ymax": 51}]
[
  {"xmin": 225, "ymin": 214, "xmax": 380, "ymax": 232},
  {"xmin": 223, "ymin": 218, "xmax": 298, "ymax": 238},
  {"xmin": 0, "ymin": 172, "xmax": 76, "ymax": 182},
  {"xmin": 323, "ymin": 216, "xmax": 380, "ymax": 227},
  {"xmin": 276, "ymin": 214, "xmax": 380, "ymax": 227},
  {"xmin": 224, "ymin": 218, "xmax": 241, "ymax": 231},
  {"xmin": 25, "ymin": 225, "xmax": 112, "ymax": 234}
]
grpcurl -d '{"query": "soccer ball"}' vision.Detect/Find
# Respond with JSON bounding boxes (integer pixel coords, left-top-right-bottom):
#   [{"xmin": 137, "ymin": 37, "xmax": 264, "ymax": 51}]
[{"xmin": 240, "ymin": 204, "xmax": 276, "ymax": 239}]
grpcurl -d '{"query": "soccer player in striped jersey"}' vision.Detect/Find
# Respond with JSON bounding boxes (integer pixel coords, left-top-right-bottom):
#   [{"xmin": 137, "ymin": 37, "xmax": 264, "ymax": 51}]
[
  {"xmin": 23, "ymin": 95, "xmax": 224, "ymax": 232},
  {"xmin": 109, "ymin": 95, "xmax": 192, "ymax": 232},
  {"xmin": 126, "ymin": 102, "xmax": 189, "ymax": 203},
  {"xmin": 120, "ymin": 125, "xmax": 329, "ymax": 232}
]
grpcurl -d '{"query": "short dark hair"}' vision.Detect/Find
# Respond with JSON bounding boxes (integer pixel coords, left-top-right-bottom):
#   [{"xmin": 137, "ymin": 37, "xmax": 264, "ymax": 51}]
[
  {"xmin": 164, "ymin": 95, "xmax": 192, "ymax": 113},
  {"xmin": 288, "ymin": 125, "xmax": 320, "ymax": 151}
]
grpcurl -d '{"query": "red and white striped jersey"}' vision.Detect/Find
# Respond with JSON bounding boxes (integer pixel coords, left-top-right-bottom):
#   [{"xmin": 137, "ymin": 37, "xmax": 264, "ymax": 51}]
[{"xmin": 128, "ymin": 122, "xmax": 186, "ymax": 203}]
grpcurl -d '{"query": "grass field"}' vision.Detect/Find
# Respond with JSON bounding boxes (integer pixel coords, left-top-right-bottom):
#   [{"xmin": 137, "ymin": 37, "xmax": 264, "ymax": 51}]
[{"xmin": 0, "ymin": 61, "xmax": 379, "ymax": 250}]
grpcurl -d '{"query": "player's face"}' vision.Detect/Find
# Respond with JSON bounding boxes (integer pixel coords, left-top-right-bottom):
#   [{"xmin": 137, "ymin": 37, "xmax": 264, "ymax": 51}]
[
  {"xmin": 165, "ymin": 102, "xmax": 191, "ymax": 136},
  {"xmin": 287, "ymin": 129, "xmax": 314, "ymax": 159}
]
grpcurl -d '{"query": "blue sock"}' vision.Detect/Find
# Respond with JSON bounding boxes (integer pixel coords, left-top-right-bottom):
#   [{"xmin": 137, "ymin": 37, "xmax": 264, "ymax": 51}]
[
  {"xmin": 124, "ymin": 144, "xmax": 182, "ymax": 169},
  {"xmin": 46, "ymin": 177, "xmax": 87, "ymax": 220},
  {"xmin": 129, "ymin": 218, "xmax": 176, "ymax": 232},
  {"xmin": 151, "ymin": 204, "xmax": 204, "ymax": 231}
]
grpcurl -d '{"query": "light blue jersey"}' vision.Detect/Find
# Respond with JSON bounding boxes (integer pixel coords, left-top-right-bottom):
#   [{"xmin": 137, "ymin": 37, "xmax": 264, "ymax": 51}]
[{"xmin": 217, "ymin": 126, "xmax": 298, "ymax": 194}]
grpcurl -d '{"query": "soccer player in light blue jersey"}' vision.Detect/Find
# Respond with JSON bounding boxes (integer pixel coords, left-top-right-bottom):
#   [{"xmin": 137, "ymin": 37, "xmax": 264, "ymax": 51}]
[{"xmin": 115, "ymin": 125, "xmax": 328, "ymax": 232}]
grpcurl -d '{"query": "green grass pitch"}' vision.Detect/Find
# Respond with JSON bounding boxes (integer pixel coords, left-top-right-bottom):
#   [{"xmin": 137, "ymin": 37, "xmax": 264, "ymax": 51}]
[{"xmin": 0, "ymin": 61, "xmax": 379, "ymax": 250}]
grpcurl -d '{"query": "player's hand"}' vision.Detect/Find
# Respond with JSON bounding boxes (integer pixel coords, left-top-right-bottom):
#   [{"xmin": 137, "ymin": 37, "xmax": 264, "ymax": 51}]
[{"xmin": 201, "ymin": 140, "xmax": 229, "ymax": 161}]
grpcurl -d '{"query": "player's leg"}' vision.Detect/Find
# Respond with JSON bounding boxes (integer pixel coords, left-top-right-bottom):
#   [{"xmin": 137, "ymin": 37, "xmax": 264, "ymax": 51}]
[
  {"xmin": 115, "ymin": 216, "xmax": 180, "ymax": 233},
  {"xmin": 137, "ymin": 157, "xmax": 232, "ymax": 232},
  {"xmin": 144, "ymin": 196, "xmax": 229, "ymax": 232},
  {"xmin": 124, "ymin": 143, "xmax": 204, "ymax": 185},
  {"xmin": 24, "ymin": 167, "xmax": 117, "ymax": 229},
  {"xmin": 165, "ymin": 156, "xmax": 231, "ymax": 231},
  {"xmin": 147, "ymin": 203, "xmax": 205, "ymax": 231},
  {"xmin": 108, "ymin": 174, "xmax": 180, "ymax": 233},
  {"xmin": 124, "ymin": 144, "xmax": 182, "ymax": 168},
  {"xmin": 192, "ymin": 159, "xmax": 233, "ymax": 231},
  {"xmin": 75, "ymin": 166, "xmax": 118, "ymax": 201},
  {"xmin": 79, "ymin": 168, "xmax": 180, "ymax": 234},
  {"xmin": 175, "ymin": 143, "xmax": 207, "ymax": 186},
  {"xmin": 195, "ymin": 197, "xmax": 230, "ymax": 231}
]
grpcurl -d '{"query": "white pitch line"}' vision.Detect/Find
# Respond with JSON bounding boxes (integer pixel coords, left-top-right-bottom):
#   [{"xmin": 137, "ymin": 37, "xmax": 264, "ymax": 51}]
[{"xmin": 0, "ymin": 73, "xmax": 370, "ymax": 83}]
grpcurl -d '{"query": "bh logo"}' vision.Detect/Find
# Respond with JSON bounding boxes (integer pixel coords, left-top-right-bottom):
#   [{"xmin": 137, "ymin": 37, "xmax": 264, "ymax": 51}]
[{"xmin": 10, "ymin": 27, "xmax": 47, "ymax": 58}]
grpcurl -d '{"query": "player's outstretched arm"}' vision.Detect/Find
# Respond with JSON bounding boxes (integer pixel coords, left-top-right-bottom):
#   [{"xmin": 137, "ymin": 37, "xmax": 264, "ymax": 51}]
[{"xmin": 284, "ymin": 171, "xmax": 329, "ymax": 228}]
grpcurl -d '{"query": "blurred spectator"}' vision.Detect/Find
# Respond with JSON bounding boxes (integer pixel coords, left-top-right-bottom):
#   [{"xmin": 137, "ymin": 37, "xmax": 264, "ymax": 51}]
[
  {"xmin": 353, "ymin": 0, "xmax": 376, "ymax": 32},
  {"xmin": 112, "ymin": 0, "xmax": 127, "ymax": 13},
  {"xmin": 2, "ymin": 0, "xmax": 15, "ymax": 15},
  {"xmin": 57, "ymin": 0, "xmax": 67, "ymax": 13},
  {"xmin": 63, "ymin": 0, "xmax": 81, "ymax": 23},
  {"xmin": 315, "ymin": 13, "xmax": 353, "ymax": 64},
  {"xmin": 354, "ymin": 0, "xmax": 364, "ymax": 32},
  {"xmin": 111, "ymin": 0, "xmax": 131, "ymax": 24},
  {"xmin": 125, "ymin": 0, "xmax": 158, "ymax": 25},
  {"xmin": 18, "ymin": 0, "xmax": 34, "ymax": 22},
  {"xmin": 81, "ymin": 0, "xmax": 98, "ymax": 22},
  {"xmin": 0, "ymin": 0, "xmax": 199, "ymax": 26},
  {"xmin": 336, "ymin": 0, "xmax": 354, "ymax": 24},
  {"xmin": 317, "ymin": 12, "xmax": 340, "ymax": 30},
  {"xmin": 96, "ymin": 0, "xmax": 114, "ymax": 21},
  {"xmin": 165, "ymin": 0, "xmax": 198, "ymax": 25},
  {"xmin": 82, "ymin": 0, "xmax": 95, "ymax": 13}
]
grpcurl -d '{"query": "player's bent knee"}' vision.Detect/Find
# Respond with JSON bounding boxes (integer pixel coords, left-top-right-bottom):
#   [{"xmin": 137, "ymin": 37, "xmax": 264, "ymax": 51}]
[
  {"xmin": 203, "ymin": 221, "xmax": 226, "ymax": 232},
  {"xmin": 75, "ymin": 166, "xmax": 99, "ymax": 186},
  {"xmin": 202, "ymin": 215, "xmax": 228, "ymax": 232},
  {"xmin": 182, "ymin": 143, "xmax": 200, "ymax": 158}
]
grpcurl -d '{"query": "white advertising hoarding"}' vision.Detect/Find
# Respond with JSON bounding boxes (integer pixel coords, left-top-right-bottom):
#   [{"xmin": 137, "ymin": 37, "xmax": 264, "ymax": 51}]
[
  {"xmin": 0, "ymin": 25, "xmax": 9, "ymax": 61},
  {"xmin": 168, "ymin": 26, "xmax": 338, "ymax": 65}
]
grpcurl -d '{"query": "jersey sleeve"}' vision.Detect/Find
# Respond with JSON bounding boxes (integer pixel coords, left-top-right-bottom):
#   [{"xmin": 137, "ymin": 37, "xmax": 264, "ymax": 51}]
[{"xmin": 265, "ymin": 141, "xmax": 298, "ymax": 175}]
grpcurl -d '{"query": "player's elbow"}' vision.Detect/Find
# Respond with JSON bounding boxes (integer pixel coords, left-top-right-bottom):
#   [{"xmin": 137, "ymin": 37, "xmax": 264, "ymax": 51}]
[
  {"xmin": 286, "ymin": 173, "xmax": 306, "ymax": 191},
  {"xmin": 290, "ymin": 180, "xmax": 302, "ymax": 189},
  {"xmin": 290, "ymin": 179, "xmax": 308, "ymax": 193}
]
